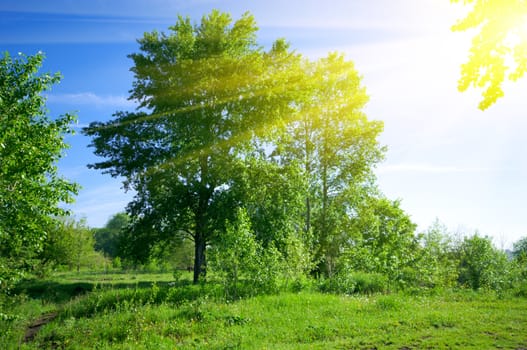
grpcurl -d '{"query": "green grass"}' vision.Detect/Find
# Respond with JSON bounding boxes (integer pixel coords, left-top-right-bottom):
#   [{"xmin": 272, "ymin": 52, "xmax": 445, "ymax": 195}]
[{"xmin": 3, "ymin": 271, "xmax": 527, "ymax": 349}]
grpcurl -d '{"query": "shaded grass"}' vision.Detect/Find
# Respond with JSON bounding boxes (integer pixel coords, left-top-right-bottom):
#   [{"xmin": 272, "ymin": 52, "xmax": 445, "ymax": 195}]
[
  {"xmin": 13, "ymin": 271, "xmax": 182, "ymax": 304},
  {"xmin": 1, "ymin": 271, "xmax": 188, "ymax": 347}
]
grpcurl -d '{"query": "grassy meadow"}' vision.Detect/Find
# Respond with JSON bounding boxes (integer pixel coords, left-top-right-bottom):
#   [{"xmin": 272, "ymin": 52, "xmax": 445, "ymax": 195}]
[{"xmin": 1, "ymin": 270, "xmax": 526, "ymax": 349}]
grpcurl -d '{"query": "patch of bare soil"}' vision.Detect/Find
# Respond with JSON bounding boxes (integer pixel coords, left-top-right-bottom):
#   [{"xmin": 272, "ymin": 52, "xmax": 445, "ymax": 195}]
[{"xmin": 23, "ymin": 312, "xmax": 57, "ymax": 343}]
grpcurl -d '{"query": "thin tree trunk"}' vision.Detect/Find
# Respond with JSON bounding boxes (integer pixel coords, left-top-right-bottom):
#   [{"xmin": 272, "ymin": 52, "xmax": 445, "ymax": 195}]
[
  {"xmin": 304, "ymin": 116, "xmax": 312, "ymax": 235},
  {"xmin": 320, "ymin": 161, "xmax": 330, "ymax": 276},
  {"xmin": 305, "ymin": 196, "xmax": 311, "ymax": 234},
  {"xmin": 320, "ymin": 113, "xmax": 331, "ymax": 276}
]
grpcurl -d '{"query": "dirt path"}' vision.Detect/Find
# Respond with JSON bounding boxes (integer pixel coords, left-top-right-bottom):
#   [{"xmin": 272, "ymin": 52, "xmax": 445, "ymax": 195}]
[{"xmin": 23, "ymin": 312, "xmax": 58, "ymax": 343}]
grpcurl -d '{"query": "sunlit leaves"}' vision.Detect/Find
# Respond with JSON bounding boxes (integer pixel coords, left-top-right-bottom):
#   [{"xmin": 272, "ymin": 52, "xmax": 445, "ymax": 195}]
[
  {"xmin": 344, "ymin": 197, "xmax": 418, "ymax": 282},
  {"xmin": 0, "ymin": 52, "xmax": 78, "ymax": 290},
  {"xmin": 452, "ymin": 0, "xmax": 527, "ymax": 110},
  {"xmin": 85, "ymin": 10, "xmax": 389, "ymax": 283},
  {"xmin": 279, "ymin": 52, "xmax": 385, "ymax": 275},
  {"xmin": 84, "ymin": 11, "xmax": 303, "ymax": 283}
]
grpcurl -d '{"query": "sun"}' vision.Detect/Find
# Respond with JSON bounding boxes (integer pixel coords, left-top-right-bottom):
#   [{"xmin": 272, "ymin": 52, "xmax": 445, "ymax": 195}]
[
  {"xmin": 502, "ymin": 11, "xmax": 527, "ymax": 78},
  {"xmin": 505, "ymin": 12, "xmax": 527, "ymax": 46},
  {"xmin": 519, "ymin": 14, "xmax": 527, "ymax": 40}
]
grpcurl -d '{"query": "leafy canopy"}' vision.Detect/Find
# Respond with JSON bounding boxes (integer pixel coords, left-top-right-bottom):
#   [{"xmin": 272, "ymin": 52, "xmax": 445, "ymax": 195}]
[
  {"xmin": 93, "ymin": 213, "xmax": 129, "ymax": 258},
  {"xmin": 513, "ymin": 236, "xmax": 527, "ymax": 261},
  {"xmin": 279, "ymin": 53, "xmax": 385, "ymax": 275},
  {"xmin": 84, "ymin": 11, "xmax": 302, "ymax": 283},
  {"xmin": 0, "ymin": 52, "xmax": 78, "ymax": 290},
  {"xmin": 452, "ymin": 0, "xmax": 527, "ymax": 110}
]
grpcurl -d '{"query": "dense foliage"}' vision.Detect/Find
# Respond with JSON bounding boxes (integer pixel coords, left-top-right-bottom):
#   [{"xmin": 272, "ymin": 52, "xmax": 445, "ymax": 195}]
[
  {"xmin": 81, "ymin": 10, "xmax": 527, "ymax": 296},
  {"xmin": 84, "ymin": 11, "xmax": 307, "ymax": 283},
  {"xmin": 0, "ymin": 52, "xmax": 78, "ymax": 292},
  {"xmin": 93, "ymin": 213, "xmax": 129, "ymax": 259},
  {"xmin": 84, "ymin": 10, "xmax": 385, "ymax": 283}
]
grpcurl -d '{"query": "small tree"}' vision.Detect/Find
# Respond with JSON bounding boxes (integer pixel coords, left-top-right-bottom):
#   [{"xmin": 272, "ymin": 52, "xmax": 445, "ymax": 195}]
[
  {"xmin": 281, "ymin": 228, "xmax": 314, "ymax": 290},
  {"xmin": 344, "ymin": 197, "xmax": 418, "ymax": 285},
  {"xmin": 209, "ymin": 209, "xmax": 282, "ymax": 299},
  {"xmin": 38, "ymin": 218, "xmax": 100, "ymax": 273},
  {"xmin": 458, "ymin": 234, "xmax": 511, "ymax": 291},
  {"xmin": 71, "ymin": 219, "xmax": 97, "ymax": 273},
  {"xmin": 513, "ymin": 236, "xmax": 527, "ymax": 262},
  {"xmin": 210, "ymin": 209, "xmax": 258, "ymax": 298},
  {"xmin": 512, "ymin": 236, "xmax": 527, "ymax": 280},
  {"xmin": 417, "ymin": 220, "xmax": 460, "ymax": 288},
  {"xmin": 36, "ymin": 218, "xmax": 76, "ymax": 275}
]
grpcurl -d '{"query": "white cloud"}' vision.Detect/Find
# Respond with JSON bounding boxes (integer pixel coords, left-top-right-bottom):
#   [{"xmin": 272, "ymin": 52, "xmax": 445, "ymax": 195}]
[{"xmin": 47, "ymin": 92, "xmax": 136, "ymax": 108}]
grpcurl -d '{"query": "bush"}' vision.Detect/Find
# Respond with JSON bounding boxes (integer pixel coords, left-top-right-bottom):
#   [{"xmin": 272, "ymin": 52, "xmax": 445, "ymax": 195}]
[
  {"xmin": 353, "ymin": 272, "xmax": 389, "ymax": 294},
  {"xmin": 318, "ymin": 273, "xmax": 356, "ymax": 295},
  {"xmin": 514, "ymin": 281, "xmax": 527, "ymax": 298},
  {"xmin": 289, "ymin": 275, "xmax": 312, "ymax": 293},
  {"xmin": 457, "ymin": 235, "xmax": 512, "ymax": 292},
  {"xmin": 112, "ymin": 257, "xmax": 122, "ymax": 269},
  {"xmin": 318, "ymin": 271, "xmax": 388, "ymax": 295},
  {"xmin": 209, "ymin": 208, "xmax": 284, "ymax": 299}
]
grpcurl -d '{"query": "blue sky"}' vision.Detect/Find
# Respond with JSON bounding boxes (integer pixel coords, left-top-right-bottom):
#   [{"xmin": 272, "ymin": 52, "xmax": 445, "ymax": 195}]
[{"xmin": 2, "ymin": 0, "xmax": 526, "ymax": 248}]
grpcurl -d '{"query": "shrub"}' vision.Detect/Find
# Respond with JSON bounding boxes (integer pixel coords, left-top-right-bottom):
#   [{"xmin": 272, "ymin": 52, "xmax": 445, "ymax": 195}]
[
  {"xmin": 457, "ymin": 234, "xmax": 512, "ymax": 292},
  {"xmin": 318, "ymin": 271, "xmax": 388, "ymax": 295},
  {"xmin": 318, "ymin": 273, "xmax": 356, "ymax": 295},
  {"xmin": 514, "ymin": 281, "xmax": 527, "ymax": 298},
  {"xmin": 209, "ymin": 208, "xmax": 284, "ymax": 299},
  {"xmin": 353, "ymin": 272, "xmax": 389, "ymax": 294},
  {"xmin": 112, "ymin": 257, "xmax": 122, "ymax": 270}
]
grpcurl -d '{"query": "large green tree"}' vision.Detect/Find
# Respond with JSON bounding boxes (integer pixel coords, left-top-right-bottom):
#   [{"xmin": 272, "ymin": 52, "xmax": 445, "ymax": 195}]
[
  {"xmin": 0, "ymin": 52, "xmax": 78, "ymax": 290},
  {"xmin": 452, "ymin": 0, "xmax": 527, "ymax": 110},
  {"xmin": 84, "ymin": 11, "xmax": 301, "ymax": 283}
]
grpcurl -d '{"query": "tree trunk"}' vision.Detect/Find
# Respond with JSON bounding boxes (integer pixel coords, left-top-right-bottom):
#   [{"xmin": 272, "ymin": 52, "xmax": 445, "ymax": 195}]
[
  {"xmin": 193, "ymin": 154, "xmax": 212, "ymax": 284},
  {"xmin": 319, "ymin": 127, "xmax": 330, "ymax": 276},
  {"xmin": 193, "ymin": 232, "xmax": 206, "ymax": 284}
]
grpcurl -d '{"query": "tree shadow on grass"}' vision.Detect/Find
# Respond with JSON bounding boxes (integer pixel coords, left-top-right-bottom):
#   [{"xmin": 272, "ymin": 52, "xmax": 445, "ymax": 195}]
[{"xmin": 13, "ymin": 278, "xmax": 193, "ymax": 304}]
